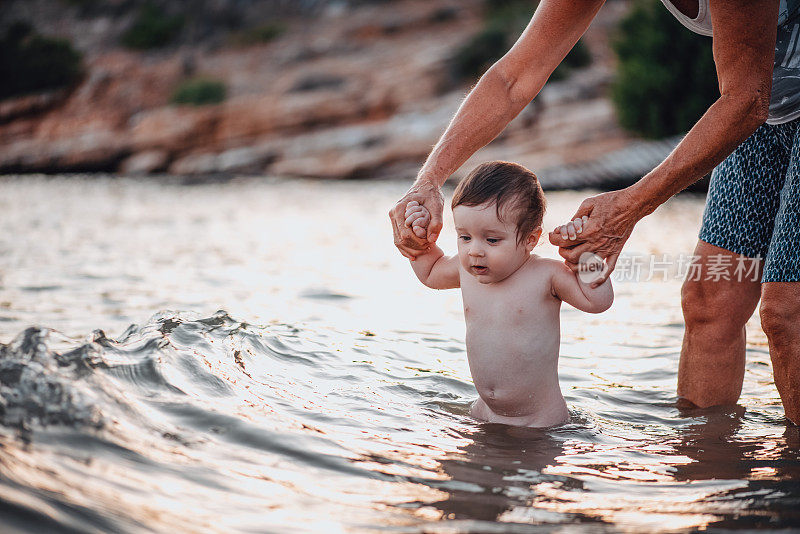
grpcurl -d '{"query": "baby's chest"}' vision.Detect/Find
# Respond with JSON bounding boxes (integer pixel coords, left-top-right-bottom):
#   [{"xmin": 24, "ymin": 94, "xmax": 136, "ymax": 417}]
[{"xmin": 462, "ymin": 282, "xmax": 557, "ymax": 325}]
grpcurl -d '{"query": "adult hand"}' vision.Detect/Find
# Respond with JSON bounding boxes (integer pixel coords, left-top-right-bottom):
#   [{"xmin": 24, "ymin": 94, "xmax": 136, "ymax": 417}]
[
  {"xmin": 389, "ymin": 179, "xmax": 444, "ymax": 260},
  {"xmin": 548, "ymin": 188, "xmax": 641, "ymax": 287}
]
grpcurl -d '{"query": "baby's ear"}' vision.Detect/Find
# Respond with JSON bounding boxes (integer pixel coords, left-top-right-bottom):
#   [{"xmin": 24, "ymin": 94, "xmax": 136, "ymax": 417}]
[{"xmin": 526, "ymin": 226, "xmax": 543, "ymax": 251}]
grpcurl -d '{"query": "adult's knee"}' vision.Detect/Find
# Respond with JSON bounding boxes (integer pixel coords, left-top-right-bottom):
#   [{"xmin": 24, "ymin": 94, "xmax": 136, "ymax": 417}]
[
  {"xmin": 760, "ymin": 287, "xmax": 800, "ymax": 346},
  {"xmin": 682, "ymin": 279, "xmax": 723, "ymax": 326},
  {"xmin": 682, "ymin": 276, "xmax": 760, "ymax": 331}
]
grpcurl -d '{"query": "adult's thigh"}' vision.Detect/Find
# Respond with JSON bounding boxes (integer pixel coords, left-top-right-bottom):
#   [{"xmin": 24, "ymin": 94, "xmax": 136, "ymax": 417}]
[
  {"xmin": 699, "ymin": 122, "xmax": 788, "ymax": 261},
  {"xmin": 762, "ymin": 119, "xmax": 800, "ymax": 283}
]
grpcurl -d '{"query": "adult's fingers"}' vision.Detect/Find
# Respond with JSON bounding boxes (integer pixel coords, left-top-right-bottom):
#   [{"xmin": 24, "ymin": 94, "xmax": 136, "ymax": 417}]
[
  {"xmin": 398, "ymin": 220, "xmax": 418, "ymax": 246},
  {"xmin": 548, "ymin": 230, "xmax": 565, "ymax": 247},
  {"xmin": 549, "ymin": 230, "xmax": 584, "ymax": 248},
  {"xmin": 427, "ymin": 206, "xmax": 443, "ymax": 243},
  {"xmin": 590, "ymin": 251, "xmax": 619, "ymax": 288},
  {"xmin": 606, "ymin": 251, "xmax": 620, "ymax": 274},
  {"xmin": 390, "ymin": 207, "xmax": 422, "ymax": 260},
  {"xmin": 571, "ymin": 198, "xmax": 596, "ymax": 221},
  {"xmin": 564, "ymin": 260, "xmax": 579, "ymax": 273},
  {"xmin": 557, "ymin": 242, "xmax": 593, "ymax": 264},
  {"xmin": 392, "ymin": 180, "xmax": 444, "ymax": 248},
  {"xmin": 393, "ymin": 204, "xmax": 425, "ymax": 246}
]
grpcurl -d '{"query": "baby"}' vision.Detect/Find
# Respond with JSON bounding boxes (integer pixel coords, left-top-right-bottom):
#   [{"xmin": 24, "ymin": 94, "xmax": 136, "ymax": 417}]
[{"xmin": 404, "ymin": 161, "xmax": 613, "ymax": 427}]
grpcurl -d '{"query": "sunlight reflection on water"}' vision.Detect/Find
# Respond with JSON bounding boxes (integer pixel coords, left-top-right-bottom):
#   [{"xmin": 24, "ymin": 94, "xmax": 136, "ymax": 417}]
[{"xmin": 0, "ymin": 175, "xmax": 798, "ymax": 533}]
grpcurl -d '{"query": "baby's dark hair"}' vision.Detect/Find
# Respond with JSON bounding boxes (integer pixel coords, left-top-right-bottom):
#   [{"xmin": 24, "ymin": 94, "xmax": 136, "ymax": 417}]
[{"xmin": 451, "ymin": 161, "xmax": 546, "ymax": 244}]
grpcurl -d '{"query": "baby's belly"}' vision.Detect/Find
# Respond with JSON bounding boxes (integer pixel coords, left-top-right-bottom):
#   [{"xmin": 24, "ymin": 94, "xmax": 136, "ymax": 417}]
[{"xmin": 466, "ymin": 330, "xmax": 561, "ymax": 418}]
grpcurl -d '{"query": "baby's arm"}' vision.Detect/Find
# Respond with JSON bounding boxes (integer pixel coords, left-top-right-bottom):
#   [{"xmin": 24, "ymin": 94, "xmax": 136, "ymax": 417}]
[
  {"xmin": 550, "ymin": 256, "xmax": 613, "ymax": 313},
  {"xmin": 408, "ymin": 244, "xmax": 460, "ymax": 289}
]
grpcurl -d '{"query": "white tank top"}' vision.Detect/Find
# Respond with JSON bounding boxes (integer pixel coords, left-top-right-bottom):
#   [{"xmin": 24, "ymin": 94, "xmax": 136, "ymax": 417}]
[{"xmin": 660, "ymin": 0, "xmax": 800, "ymax": 124}]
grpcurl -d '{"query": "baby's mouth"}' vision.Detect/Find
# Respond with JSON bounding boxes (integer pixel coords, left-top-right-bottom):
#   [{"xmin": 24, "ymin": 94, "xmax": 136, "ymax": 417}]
[{"xmin": 471, "ymin": 265, "xmax": 488, "ymax": 275}]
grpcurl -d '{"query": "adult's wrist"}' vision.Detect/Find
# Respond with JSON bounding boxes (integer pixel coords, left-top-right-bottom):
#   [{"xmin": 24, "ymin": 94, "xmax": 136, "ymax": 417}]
[
  {"xmin": 414, "ymin": 170, "xmax": 445, "ymax": 190},
  {"xmin": 624, "ymin": 181, "xmax": 659, "ymax": 220}
]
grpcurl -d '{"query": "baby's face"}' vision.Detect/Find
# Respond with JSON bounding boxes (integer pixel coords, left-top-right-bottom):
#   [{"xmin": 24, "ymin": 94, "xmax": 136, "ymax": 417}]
[{"xmin": 453, "ymin": 202, "xmax": 538, "ymax": 284}]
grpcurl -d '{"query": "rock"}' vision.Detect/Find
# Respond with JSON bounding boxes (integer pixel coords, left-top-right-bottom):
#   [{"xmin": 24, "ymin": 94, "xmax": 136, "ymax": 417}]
[
  {"xmin": 130, "ymin": 107, "xmax": 219, "ymax": 153},
  {"xmin": 0, "ymin": 129, "xmax": 129, "ymax": 172},
  {"xmin": 0, "ymin": 0, "xmax": 639, "ymax": 182},
  {"xmin": 168, "ymin": 145, "xmax": 276, "ymax": 175},
  {"xmin": 216, "ymin": 146, "xmax": 276, "ymax": 173},
  {"xmin": 268, "ymin": 96, "xmax": 459, "ymax": 178},
  {"xmin": 0, "ymin": 89, "xmax": 69, "ymax": 125},
  {"xmin": 120, "ymin": 150, "xmax": 169, "ymax": 175},
  {"xmin": 168, "ymin": 152, "xmax": 219, "ymax": 175}
]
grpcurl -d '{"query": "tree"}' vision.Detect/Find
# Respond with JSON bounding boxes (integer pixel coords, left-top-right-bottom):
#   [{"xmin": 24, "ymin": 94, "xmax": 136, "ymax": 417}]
[{"xmin": 612, "ymin": 0, "xmax": 718, "ymax": 138}]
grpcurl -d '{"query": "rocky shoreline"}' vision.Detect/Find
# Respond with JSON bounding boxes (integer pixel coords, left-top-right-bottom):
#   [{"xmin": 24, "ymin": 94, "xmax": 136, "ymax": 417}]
[{"xmin": 1, "ymin": 0, "xmax": 649, "ymax": 185}]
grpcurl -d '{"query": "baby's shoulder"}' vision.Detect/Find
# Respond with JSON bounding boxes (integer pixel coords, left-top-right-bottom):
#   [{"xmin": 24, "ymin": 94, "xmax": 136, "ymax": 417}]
[
  {"xmin": 518, "ymin": 255, "xmax": 566, "ymax": 289},
  {"xmin": 525, "ymin": 255, "xmax": 566, "ymax": 276}
]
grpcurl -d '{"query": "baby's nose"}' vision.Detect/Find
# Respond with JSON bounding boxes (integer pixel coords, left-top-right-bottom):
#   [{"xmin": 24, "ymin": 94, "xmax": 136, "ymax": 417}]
[{"xmin": 468, "ymin": 245, "xmax": 484, "ymax": 257}]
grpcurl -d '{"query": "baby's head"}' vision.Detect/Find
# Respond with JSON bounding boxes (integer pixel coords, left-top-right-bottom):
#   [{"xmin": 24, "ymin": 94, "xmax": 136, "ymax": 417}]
[
  {"xmin": 452, "ymin": 161, "xmax": 546, "ymax": 243},
  {"xmin": 451, "ymin": 161, "xmax": 546, "ymax": 282}
]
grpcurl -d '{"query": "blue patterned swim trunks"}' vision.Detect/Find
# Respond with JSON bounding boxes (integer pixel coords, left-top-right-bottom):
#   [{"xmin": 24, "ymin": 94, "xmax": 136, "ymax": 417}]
[{"xmin": 699, "ymin": 118, "xmax": 800, "ymax": 282}]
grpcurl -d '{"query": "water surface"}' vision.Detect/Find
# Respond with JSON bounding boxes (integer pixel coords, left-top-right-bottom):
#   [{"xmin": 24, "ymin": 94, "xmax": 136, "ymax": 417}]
[{"xmin": 1, "ymin": 175, "xmax": 798, "ymax": 533}]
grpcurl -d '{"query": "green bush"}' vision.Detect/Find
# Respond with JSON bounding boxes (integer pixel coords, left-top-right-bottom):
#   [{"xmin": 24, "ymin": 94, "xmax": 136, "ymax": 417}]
[
  {"xmin": 550, "ymin": 40, "xmax": 592, "ymax": 81},
  {"xmin": 121, "ymin": 2, "xmax": 184, "ymax": 50},
  {"xmin": 0, "ymin": 21, "xmax": 83, "ymax": 101},
  {"xmin": 612, "ymin": 0, "xmax": 718, "ymax": 138},
  {"xmin": 229, "ymin": 23, "xmax": 286, "ymax": 47},
  {"xmin": 449, "ymin": 0, "xmax": 591, "ymax": 83},
  {"xmin": 449, "ymin": 25, "xmax": 508, "ymax": 82},
  {"xmin": 171, "ymin": 78, "xmax": 226, "ymax": 106}
]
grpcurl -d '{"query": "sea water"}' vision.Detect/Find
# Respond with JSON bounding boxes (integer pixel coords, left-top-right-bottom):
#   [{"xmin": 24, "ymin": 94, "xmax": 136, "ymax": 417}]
[{"xmin": 0, "ymin": 175, "xmax": 798, "ymax": 533}]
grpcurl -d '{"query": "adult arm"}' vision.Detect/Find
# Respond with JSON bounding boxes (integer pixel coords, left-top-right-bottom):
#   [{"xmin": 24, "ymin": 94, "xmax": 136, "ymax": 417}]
[
  {"xmin": 549, "ymin": 0, "xmax": 778, "ymax": 285},
  {"xmin": 390, "ymin": 0, "xmax": 607, "ymax": 259}
]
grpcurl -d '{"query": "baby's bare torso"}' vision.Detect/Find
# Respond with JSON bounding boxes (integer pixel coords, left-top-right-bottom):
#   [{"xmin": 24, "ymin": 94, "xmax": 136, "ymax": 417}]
[{"xmin": 460, "ymin": 256, "xmax": 568, "ymax": 427}]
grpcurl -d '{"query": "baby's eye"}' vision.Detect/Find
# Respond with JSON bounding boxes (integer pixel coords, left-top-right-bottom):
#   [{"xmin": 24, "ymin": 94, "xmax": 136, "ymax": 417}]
[
  {"xmin": 486, "ymin": 238, "xmax": 501, "ymax": 244},
  {"xmin": 458, "ymin": 235, "xmax": 471, "ymax": 242}
]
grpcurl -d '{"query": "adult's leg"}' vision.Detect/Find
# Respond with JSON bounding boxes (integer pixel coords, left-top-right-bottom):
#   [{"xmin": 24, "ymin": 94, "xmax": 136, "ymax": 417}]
[
  {"xmin": 678, "ymin": 240, "xmax": 763, "ymax": 407},
  {"xmin": 681, "ymin": 122, "xmax": 787, "ymax": 408},
  {"xmin": 759, "ymin": 120, "xmax": 800, "ymax": 425},
  {"xmin": 760, "ymin": 283, "xmax": 800, "ymax": 424}
]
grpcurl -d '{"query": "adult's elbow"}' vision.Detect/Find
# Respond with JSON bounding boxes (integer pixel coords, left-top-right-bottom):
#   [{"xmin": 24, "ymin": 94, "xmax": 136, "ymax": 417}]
[
  {"xmin": 748, "ymin": 90, "xmax": 770, "ymax": 127},
  {"xmin": 735, "ymin": 86, "xmax": 770, "ymax": 131},
  {"xmin": 490, "ymin": 58, "xmax": 536, "ymax": 106}
]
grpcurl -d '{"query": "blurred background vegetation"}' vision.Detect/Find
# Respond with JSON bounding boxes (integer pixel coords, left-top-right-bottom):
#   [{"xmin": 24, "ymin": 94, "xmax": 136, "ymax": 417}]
[
  {"xmin": 0, "ymin": 21, "xmax": 83, "ymax": 100},
  {"xmin": 171, "ymin": 78, "xmax": 227, "ymax": 106},
  {"xmin": 612, "ymin": 0, "xmax": 717, "ymax": 138},
  {"xmin": 0, "ymin": 0, "xmax": 716, "ymax": 132},
  {"xmin": 0, "ymin": 0, "xmax": 719, "ymax": 179},
  {"xmin": 449, "ymin": 0, "xmax": 592, "ymax": 84},
  {"xmin": 121, "ymin": 2, "xmax": 185, "ymax": 50}
]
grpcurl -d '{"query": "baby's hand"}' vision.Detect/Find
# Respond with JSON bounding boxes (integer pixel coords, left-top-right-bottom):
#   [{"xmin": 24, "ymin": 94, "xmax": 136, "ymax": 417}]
[
  {"xmin": 555, "ymin": 215, "xmax": 589, "ymax": 241},
  {"xmin": 404, "ymin": 201, "xmax": 431, "ymax": 239}
]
